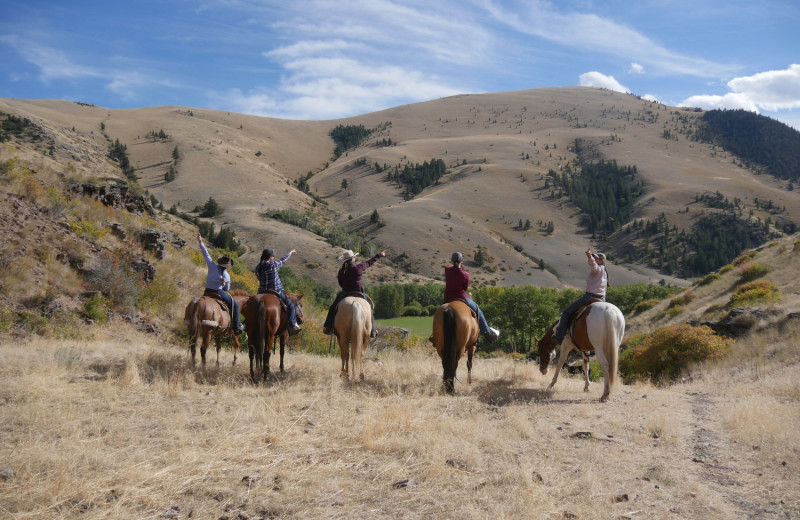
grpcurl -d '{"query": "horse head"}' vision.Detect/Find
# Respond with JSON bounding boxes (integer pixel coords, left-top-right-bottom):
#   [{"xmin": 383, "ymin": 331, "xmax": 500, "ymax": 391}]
[
  {"xmin": 537, "ymin": 324, "xmax": 558, "ymax": 375},
  {"xmin": 288, "ymin": 293, "xmax": 304, "ymax": 324}
]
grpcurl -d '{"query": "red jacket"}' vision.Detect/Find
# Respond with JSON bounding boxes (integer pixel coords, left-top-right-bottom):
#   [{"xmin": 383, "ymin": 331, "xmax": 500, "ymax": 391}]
[{"xmin": 444, "ymin": 265, "xmax": 469, "ymax": 301}]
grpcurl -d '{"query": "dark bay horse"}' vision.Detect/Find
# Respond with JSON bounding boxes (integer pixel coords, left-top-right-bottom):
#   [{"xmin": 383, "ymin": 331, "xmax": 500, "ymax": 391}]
[
  {"xmin": 333, "ymin": 296, "xmax": 371, "ymax": 381},
  {"xmin": 184, "ymin": 290, "xmax": 251, "ymax": 368},
  {"xmin": 537, "ymin": 301, "xmax": 625, "ymax": 402},
  {"xmin": 431, "ymin": 300, "xmax": 480, "ymax": 394},
  {"xmin": 242, "ymin": 291, "xmax": 304, "ymax": 383}
]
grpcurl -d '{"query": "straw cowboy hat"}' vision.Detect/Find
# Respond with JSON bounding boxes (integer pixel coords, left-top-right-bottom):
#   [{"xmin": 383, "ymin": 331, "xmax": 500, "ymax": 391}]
[
  {"xmin": 338, "ymin": 250, "xmax": 358, "ymax": 261},
  {"xmin": 592, "ymin": 252, "xmax": 607, "ymax": 262}
]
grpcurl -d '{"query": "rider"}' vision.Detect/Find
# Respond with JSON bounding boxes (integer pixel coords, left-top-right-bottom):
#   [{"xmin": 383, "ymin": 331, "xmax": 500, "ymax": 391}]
[
  {"xmin": 197, "ymin": 233, "xmax": 244, "ymax": 334},
  {"xmin": 445, "ymin": 251, "xmax": 499, "ymax": 342},
  {"xmin": 255, "ymin": 247, "xmax": 302, "ymax": 335},
  {"xmin": 322, "ymin": 249, "xmax": 386, "ymax": 337},
  {"xmin": 552, "ymin": 248, "xmax": 608, "ymax": 346}
]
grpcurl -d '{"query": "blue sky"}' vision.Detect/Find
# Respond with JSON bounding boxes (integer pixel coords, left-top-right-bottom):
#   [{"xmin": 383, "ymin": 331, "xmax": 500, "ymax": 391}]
[{"xmin": 2, "ymin": 0, "xmax": 799, "ymax": 128}]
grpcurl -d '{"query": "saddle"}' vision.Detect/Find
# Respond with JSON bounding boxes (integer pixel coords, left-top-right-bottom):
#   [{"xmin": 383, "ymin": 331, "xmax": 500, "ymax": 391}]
[
  {"xmin": 260, "ymin": 289, "xmax": 288, "ymax": 312},
  {"xmin": 444, "ymin": 298, "xmax": 477, "ymax": 320},
  {"xmin": 343, "ymin": 291, "xmax": 374, "ymax": 310},
  {"xmin": 567, "ymin": 299, "xmax": 602, "ymax": 351},
  {"xmin": 202, "ymin": 289, "xmax": 230, "ymax": 314}
]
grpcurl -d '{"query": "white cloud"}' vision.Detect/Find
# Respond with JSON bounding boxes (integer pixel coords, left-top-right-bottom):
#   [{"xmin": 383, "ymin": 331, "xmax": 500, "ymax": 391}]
[
  {"xmin": 629, "ymin": 63, "xmax": 645, "ymax": 74},
  {"xmin": 642, "ymin": 94, "xmax": 661, "ymax": 103},
  {"xmin": 1, "ymin": 35, "xmax": 102, "ymax": 82},
  {"xmin": 579, "ymin": 72, "xmax": 630, "ymax": 94},
  {"xmin": 679, "ymin": 65, "xmax": 800, "ymax": 117},
  {"xmin": 727, "ymin": 64, "xmax": 800, "ymax": 111}
]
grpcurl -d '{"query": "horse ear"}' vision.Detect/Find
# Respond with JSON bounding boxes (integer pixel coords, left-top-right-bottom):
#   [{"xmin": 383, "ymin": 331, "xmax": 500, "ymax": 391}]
[{"xmin": 296, "ymin": 294, "xmax": 304, "ymax": 301}]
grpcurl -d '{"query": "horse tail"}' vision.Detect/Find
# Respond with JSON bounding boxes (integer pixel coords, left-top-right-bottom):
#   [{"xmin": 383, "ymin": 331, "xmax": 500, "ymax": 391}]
[
  {"xmin": 442, "ymin": 306, "xmax": 458, "ymax": 390},
  {"xmin": 253, "ymin": 297, "xmax": 268, "ymax": 371},
  {"xmin": 603, "ymin": 305, "xmax": 625, "ymax": 393}
]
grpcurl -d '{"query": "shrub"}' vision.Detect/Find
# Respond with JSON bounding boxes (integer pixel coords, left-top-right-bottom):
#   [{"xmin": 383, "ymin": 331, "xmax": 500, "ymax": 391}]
[
  {"xmin": 632, "ymin": 299, "xmax": 660, "ymax": 315},
  {"xmin": 668, "ymin": 292, "xmax": 694, "ymax": 308},
  {"xmin": 732, "ymin": 251, "xmax": 758, "ymax": 266},
  {"xmin": 136, "ymin": 272, "xmax": 181, "ymax": 316},
  {"xmin": 0, "ymin": 305, "xmax": 14, "ymax": 332},
  {"xmin": 624, "ymin": 324, "xmax": 733, "ymax": 383},
  {"xmin": 736, "ymin": 262, "xmax": 772, "ymax": 285},
  {"xmin": 83, "ymin": 293, "xmax": 109, "ymax": 324},
  {"xmin": 718, "ymin": 264, "xmax": 734, "ymax": 274},
  {"xmin": 402, "ymin": 303, "xmax": 423, "ymax": 317},
  {"xmin": 729, "ymin": 280, "xmax": 780, "ymax": 307},
  {"xmin": 697, "ymin": 272, "xmax": 720, "ymax": 286}
]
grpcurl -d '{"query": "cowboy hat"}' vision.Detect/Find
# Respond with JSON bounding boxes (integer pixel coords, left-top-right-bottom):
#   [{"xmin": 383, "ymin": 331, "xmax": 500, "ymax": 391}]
[
  {"xmin": 592, "ymin": 252, "xmax": 606, "ymax": 262},
  {"xmin": 338, "ymin": 250, "xmax": 358, "ymax": 261},
  {"xmin": 217, "ymin": 255, "xmax": 233, "ymax": 268}
]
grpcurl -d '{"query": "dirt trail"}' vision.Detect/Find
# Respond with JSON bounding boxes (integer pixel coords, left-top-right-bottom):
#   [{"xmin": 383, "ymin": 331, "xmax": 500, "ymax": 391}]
[{"xmin": 685, "ymin": 392, "xmax": 777, "ymax": 520}]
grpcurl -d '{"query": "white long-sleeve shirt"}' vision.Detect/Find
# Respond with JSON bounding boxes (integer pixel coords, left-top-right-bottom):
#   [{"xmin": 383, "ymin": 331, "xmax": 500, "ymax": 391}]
[
  {"xmin": 200, "ymin": 242, "xmax": 230, "ymax": 291},
  {"xmin": 585, "ymin": 255, "xmax": 607, "ymax": 296}
]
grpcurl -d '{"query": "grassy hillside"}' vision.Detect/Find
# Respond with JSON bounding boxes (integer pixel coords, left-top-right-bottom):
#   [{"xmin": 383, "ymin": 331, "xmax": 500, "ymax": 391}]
[{"xmin": 3, "ymin": 88, "xmax": 798, "ymax": 294}]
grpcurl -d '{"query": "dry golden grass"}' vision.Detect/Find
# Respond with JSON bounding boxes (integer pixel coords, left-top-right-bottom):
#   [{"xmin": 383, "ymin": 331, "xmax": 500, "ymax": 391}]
[{"xmin": 1, "ymin": 319, "xmax": 798, "ymax": 520}]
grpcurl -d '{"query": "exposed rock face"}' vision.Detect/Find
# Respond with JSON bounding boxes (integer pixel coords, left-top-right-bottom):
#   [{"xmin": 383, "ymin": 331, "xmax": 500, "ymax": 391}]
[
  {"xmin": 691, "ymin": 307, "xmax": 783, "ymax": 337},
  {"xmin": 68, "ymin": 181, "xmax": 156, "ymax": 218}
]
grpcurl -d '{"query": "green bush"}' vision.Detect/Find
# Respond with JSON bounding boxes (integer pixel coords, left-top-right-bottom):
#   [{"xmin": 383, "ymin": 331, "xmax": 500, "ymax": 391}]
[
  {"xmin": 623, "ymin": 324, "xmax": 732, "ymax": 384},
  {"xmin": 729, "ymin": 280, "xmax": 780, "ymax": 307},
  {"xmin": 83, "ymin": 293, "xmax": 109, "ymax": 324},
  {"xmin": 697, "ymin": 272, "xmax": 720, "ymax": 286},
  {"xmin": 718, "ymin": 264, "xmax": 734, "ymax": 274},
  {"xmin": 631, "ymin": 298, "xmax": 660, "ymax": 315},
  {"xmin": 736, "ymin": 263, "xmax": 772, "ymax": 285}
]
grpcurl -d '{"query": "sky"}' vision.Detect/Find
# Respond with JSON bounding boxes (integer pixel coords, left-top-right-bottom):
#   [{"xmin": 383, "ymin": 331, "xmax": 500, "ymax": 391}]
[{"xmin": 1, "ymin": 0, "xmax": 799, "ymax": 129}]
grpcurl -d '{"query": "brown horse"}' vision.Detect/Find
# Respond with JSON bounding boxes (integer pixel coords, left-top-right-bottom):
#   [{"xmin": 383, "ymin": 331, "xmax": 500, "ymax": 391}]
[
  {"xmin": 184, "ymin": 290, "xmax": 251, "ymax": 368},
  {"xmin": 333, "ymin": 296, "xmax": 371, "ymax": 381},
  {"xmin": 537, "ymin": 301, "xmax": 625, "ymax": 402},
  {"xmin": 241, "ymin": 291, "xmax": 304, "ymax": 383},
  {"xmin": 431, "ymin": 300, "xmax": 480, "ymax": 394}
]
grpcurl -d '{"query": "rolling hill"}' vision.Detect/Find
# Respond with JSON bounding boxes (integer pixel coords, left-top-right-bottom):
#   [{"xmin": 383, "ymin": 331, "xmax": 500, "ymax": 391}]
[{"xmin": 2, "ymin": 87, "xmax": 797, "ymax": 292}]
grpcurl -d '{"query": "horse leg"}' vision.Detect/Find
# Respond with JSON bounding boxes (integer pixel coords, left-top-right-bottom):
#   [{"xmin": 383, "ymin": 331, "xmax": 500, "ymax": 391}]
[
  {"xmin": 582, "ymin": 352, "xmax": 591, "ymax": 392},
  {"xmin": 340, "ymin": 340, "xmax": 349, "ymax": 378},
  {"xmin": 262, "ymin": 333, "xmax": 273, "ymax": 381},
  {"xmin": 231, "ymin": 333, "xmax": 240, "ymax": 366},
  {"xmin": 215, "ymin": 335, "xmax": 223, "ymax": 367},
  {"xmin": 547, "ymin": 343, "xmax": 573, "ymax": 390},
  {"xmin": 190, "ymin": 332, "xmax": 198, "ymax": 367},
  {"xmin": 466, "ymin": 344, "xmax": 476, "ymax": 385},
  {"xmin": 279, "ymin": 333, "xmax": 286, "ymax": 373}
]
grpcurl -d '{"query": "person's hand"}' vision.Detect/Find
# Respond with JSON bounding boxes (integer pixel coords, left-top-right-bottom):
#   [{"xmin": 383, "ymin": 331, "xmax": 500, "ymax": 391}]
[
  {"xmin": 379, "ymin": 251, "xmax": 386, "ymax": 257},
  {"xmin": 290, "ymin": 249, "xmax": 297, "ymax": 255},
  {"xmin": 197, "ymin": 233, "xmax": 203, "ymax": 243}
]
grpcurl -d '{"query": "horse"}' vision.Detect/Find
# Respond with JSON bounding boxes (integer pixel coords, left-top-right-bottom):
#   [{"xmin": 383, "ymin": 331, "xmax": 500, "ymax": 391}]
[
  {"xmin": 184, "ymin": 290, "xmax": 251, "ymax": 368},
  {"xmin": 431, "ymin": 300, "xmax": 480, "ymax": 394},
  {"xmin": 333, "ymin": 296, "xmax": 372, "ymax": 381},
  {"xmin": 241, "ymin": 291, "xmax": 304, "ymax": 383},
  {"xmin": 537, "ymin": 301, "xmax": 625, "ymax": 402}
]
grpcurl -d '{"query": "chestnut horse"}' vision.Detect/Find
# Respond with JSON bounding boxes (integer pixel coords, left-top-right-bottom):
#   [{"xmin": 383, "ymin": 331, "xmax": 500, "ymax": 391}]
[
  {"xmin": 241, "ymin": 291, "xmax": 304, "ymax": 383},
  {"xmin": 333, "ymin": 296, "xmax": 371, "ymax": 381},
  {"xmin": 537, "ymin": 301, "xmax": 625, "ymax": 402},
  {"xmin": 431, "ymin": 300, "xmax": 480, "ymax": 394},
  {"xmin": 184, "ymin": 290, "xmax": 251, "ymax": 368}
]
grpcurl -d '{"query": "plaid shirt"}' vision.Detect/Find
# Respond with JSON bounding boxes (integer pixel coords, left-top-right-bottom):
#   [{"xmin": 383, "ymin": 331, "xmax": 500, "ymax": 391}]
[{"xmin": 255, "ymin": 253, "xmax": 292, "ymax": 293}]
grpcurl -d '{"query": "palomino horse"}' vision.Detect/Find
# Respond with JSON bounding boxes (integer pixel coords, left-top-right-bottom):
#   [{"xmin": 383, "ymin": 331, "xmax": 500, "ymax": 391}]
[
  {"xmin": 241, "ymin": 291, "xmax": 304, "ymax": 383},
  {"xmin": 537, "ymin": 301, "xmax": 625, "ymax": 402},
  {"xmin": 333, "ymin": 296, "xmax": 371, "ymax": 381},
  {"xmin": 431, "ymin": 300, "xmax": 480, "ymax": 394},
  {"xmin": 184, "ymin": 290, "xmax": 251, "ymax": 368}
]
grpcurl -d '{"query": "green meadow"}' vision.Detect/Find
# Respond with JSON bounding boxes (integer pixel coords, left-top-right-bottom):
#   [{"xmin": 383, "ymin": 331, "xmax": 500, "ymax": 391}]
[{"xmin": 376, "ymin": 316, "xmax": 433, "ymax": 337}]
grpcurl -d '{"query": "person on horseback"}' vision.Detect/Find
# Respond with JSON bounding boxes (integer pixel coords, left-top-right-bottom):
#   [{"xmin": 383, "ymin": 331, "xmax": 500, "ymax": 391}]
[
  {"xmin": 197, "ymin": 233, "xmax": 244, "ymax": 334},
  {"xmin": 445, "ymin": 252, "xmax": 499, "ymax": 342},
  {"xmin": 322, "ymin": 249, "xmax": 386, "ymax": 337},
  {"xmin": 552, "ymin": 248, "xmax": 608, "ymax": 346},
  {"xmin": 255, "ymin": 247, "xmax": 302, "ymax": 335}
]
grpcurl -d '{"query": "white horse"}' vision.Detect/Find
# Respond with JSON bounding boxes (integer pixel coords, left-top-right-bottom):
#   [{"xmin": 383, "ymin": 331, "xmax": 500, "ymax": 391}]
[
  {"xmin": 537, "ymin": 301, "xmax": 625, "ymax": 402},
  {"xmin": 333, "ymin": 296, "xmax": 372, "ymax": 381}
]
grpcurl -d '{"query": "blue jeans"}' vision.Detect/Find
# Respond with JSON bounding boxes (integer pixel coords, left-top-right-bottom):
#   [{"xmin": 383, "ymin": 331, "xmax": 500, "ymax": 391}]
[
  {"xmin": 463, "ymin": 298, "xmax": 491, "ymax": 334},
  {"xmin": 554, "ymin": 292, "xmax": 604, "ymax": 342},
  {"xmin": 207, "ymin": 289, "xmax": 242, "ymax": 331}
]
